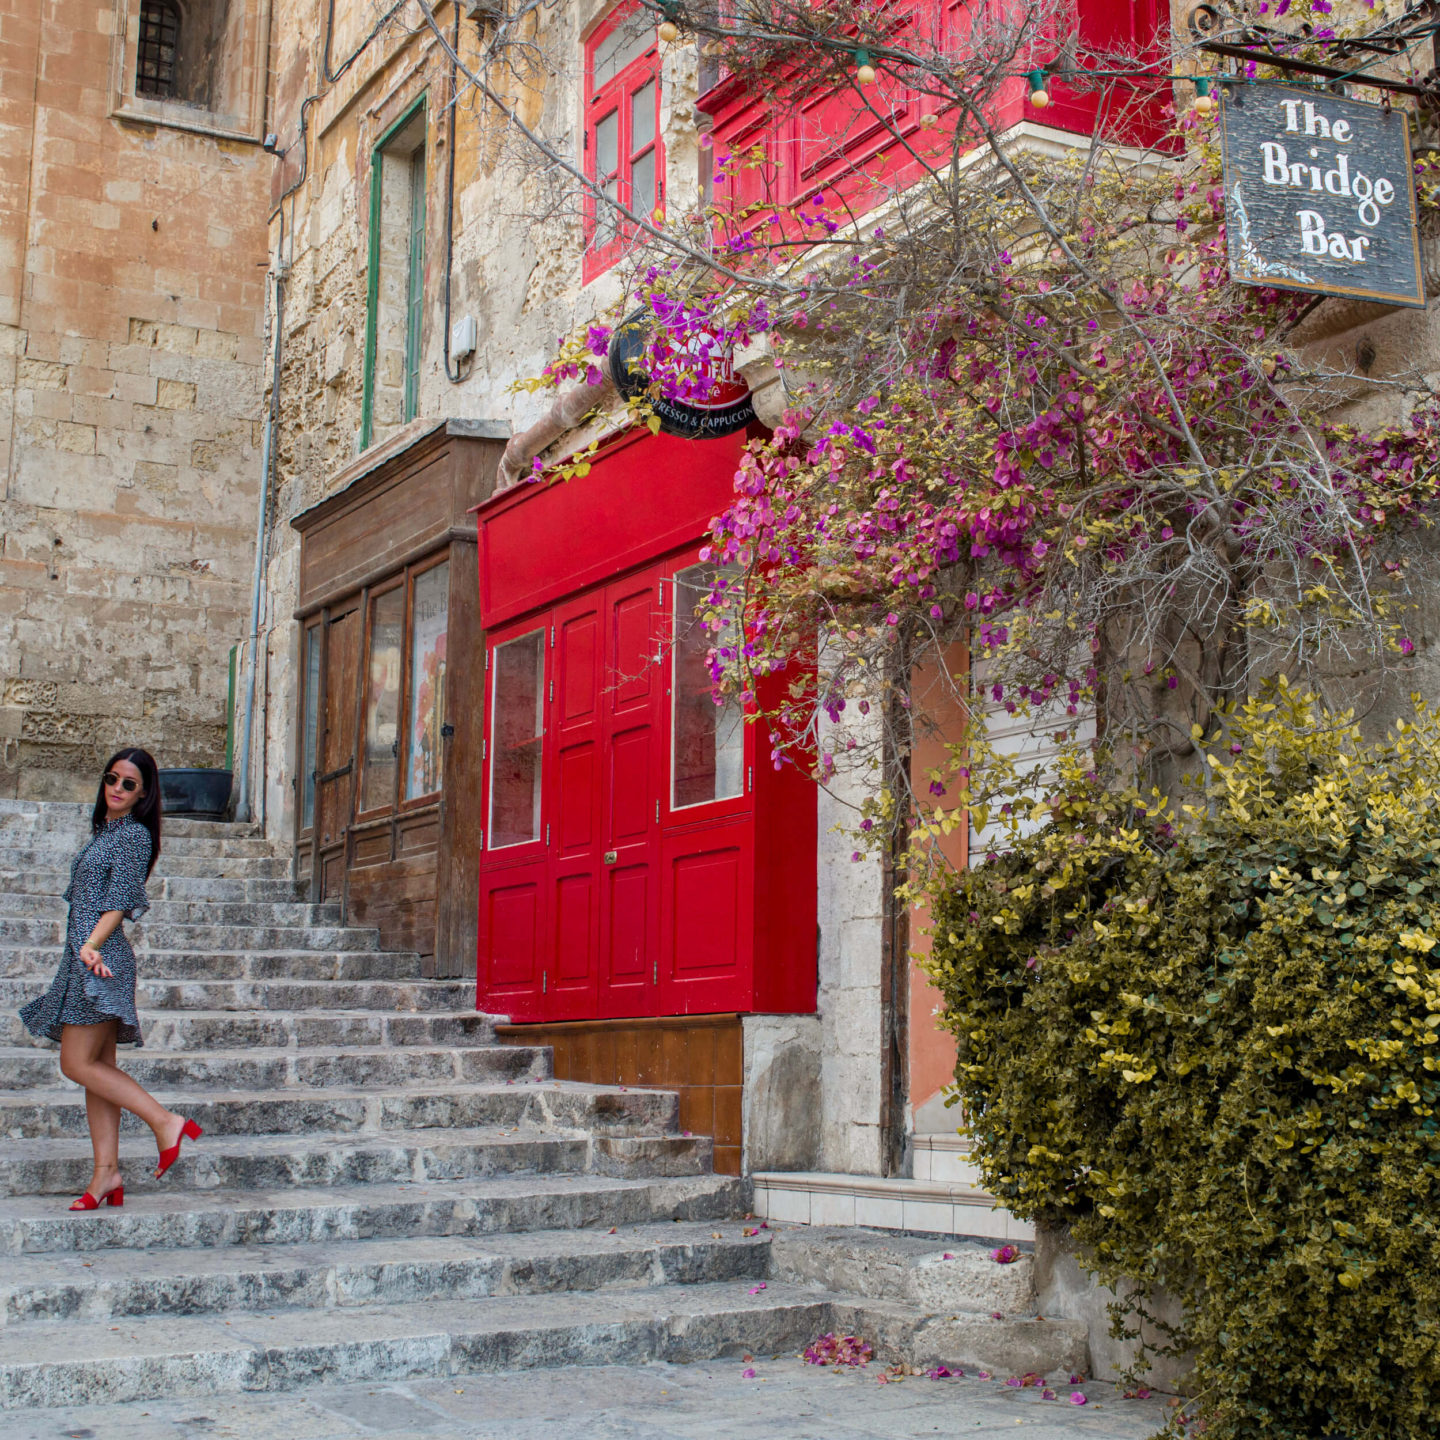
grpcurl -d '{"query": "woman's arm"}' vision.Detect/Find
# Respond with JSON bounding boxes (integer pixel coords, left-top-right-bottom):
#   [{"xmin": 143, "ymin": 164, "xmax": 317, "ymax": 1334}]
[{"xmin": 80, "ymin": 912, "xmax": 125, "ymax": 979}]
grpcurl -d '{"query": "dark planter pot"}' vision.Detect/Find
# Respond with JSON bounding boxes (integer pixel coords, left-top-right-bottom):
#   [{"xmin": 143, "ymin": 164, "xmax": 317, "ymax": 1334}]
[{"xmin": 158, "ymin": 768, "xmax": 233, "ymax": 819}]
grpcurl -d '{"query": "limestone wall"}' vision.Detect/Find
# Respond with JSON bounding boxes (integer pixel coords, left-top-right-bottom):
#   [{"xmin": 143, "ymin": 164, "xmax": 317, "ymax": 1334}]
[{"xmin": 0, "ymin": 0, "xmax": 271, "ymax": 798}]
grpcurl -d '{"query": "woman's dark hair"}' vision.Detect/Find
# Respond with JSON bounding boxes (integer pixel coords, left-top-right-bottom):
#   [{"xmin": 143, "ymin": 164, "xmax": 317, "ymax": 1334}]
[{"xmin": 92, "ymin": 747, "xmax": 162, "ymax": 878}]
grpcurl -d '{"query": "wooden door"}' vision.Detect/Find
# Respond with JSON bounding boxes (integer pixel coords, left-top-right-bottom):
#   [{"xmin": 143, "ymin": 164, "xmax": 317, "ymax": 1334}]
[
  {"xmin": 546, "ymin": 593, "xmax": 603, "ymax": 1018},
  {"xmin": 477, "ymin": 623, "xmax": 549, "ymax": 1019},
  {"xmin": 597, "ymin": 567, "xmax": 664, "ymax": 1017},
  {"xmin": 658, "ymin": 558, "xmax": 755, "ymax": 1014},
  {"xmin": 314, "ymin": 603, "xmax": 361, "ymax": 902}
]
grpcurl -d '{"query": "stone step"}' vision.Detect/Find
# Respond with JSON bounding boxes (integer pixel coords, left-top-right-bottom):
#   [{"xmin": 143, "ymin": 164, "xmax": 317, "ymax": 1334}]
[
  {"xmin": 0, "ymin": 1043, "xmax": 551, "ymax": 1093},
  {"xmin": 0, "ymin": 1280, "xmax": 840, "ymax": 1409},
  {"xmin": 0, "ymin": 1280, "xmax": 1091, "ymax": 1411},
  {"xmin": 0, "ymin": 1008, "xmax": 499, "ymax": 1053},
  {"xmin": 0, "ymin": 1122, "xmax": 708, "ymax": 1198},
  {"xmin": 0, "ymin": 871, "xmax": 310, "ymax": 903},
  {"xmin": 0, "ymin": 918, "xmax": 382, "ymax": 952},
  {"xmin": 0, "ymin": 1078, "xmax": 680, "ymax": 1144},
  {"xmin": 0, "ymin": 853, "xmax": 289, "ymax": 879},
  {"xmin": 0, "ymin": 1173, "xmax": 745, "ymax": 1256},
  {"xmin": 0, "ymin": 811, "xmax": 258, "ymax": 841},
  {"xmin": 0, "ymin": 975, "xmax": 471, "ymax": 1013},
  {"xmin": 0, "ymin": 833, "xmax": 274, "ymax": 859},
  {"xmin": 0, "ymin": 947, "xmax": 424, "ymax": 983},
  {"xmin": 0, "ymin": 895, "xmax": 342, "ymax": 926},
  {"xmin": 0, "ymin": 1220, "xmax": 771, "ymax": 1327},
  {"xmin": 770, "ymin": 1226, "xmax": 1037, "ymax": 1317}
]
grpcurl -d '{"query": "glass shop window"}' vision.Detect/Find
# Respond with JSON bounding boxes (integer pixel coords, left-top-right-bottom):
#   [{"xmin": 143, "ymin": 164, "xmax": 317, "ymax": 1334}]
[
  {"xmin": 583, "ymin": 2, "xmax": 662, "ymax": 280},
  {"xmin": 405, "ymin": 561, "xmax": 449, "ymax": 802},
  {"xmin": 489, "ymin": 630, "xmax": 546, "ymax": 848},
  {"xmin": 671, "ymin": 563, "xmax": 744, "ymax": 809},
  {"xmin": 360, "ymin": 587, "xmax": 405, "ymax": 813}
]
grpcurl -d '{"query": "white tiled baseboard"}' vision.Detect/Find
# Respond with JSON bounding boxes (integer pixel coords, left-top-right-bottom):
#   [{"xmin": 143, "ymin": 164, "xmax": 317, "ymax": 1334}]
[{"xmin": 751, "ymin": 1162, "xmax": 1035, "ymax": 1242}]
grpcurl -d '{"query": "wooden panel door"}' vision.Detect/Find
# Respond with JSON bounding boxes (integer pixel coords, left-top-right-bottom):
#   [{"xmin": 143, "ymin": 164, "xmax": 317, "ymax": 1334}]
[
  {"xmin": 546, "ymin": 595, "xmax": 603, "ymax": 1019},
  {"xmin": 477, "ymin": 623, "xmax": 549, "ymax": 1019},
  {"xmin": 314, "ymin": 603, "xmax": 361, "ymax": 903},
  {"xmin": 659, "ymin": 558, "xmax": 755, "ymax": 1013},
  {"xmin": 597, "ymin": 566, "xmax": 664, "ymax": 1017}
]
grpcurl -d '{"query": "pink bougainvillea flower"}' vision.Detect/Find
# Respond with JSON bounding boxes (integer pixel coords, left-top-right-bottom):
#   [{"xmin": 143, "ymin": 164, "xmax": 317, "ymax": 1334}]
[
  {"xmin": 990, "ymin": 1311, "xmax": 1004, "ymax": 1320},
  {"xmin": 991, "ymin": 1244, "xmax": 1019, "ymax": 1264},
  {"xmin": 1005, "ymin": 1376, "xmax": 1022, "ymax": 1388},
  {"xmin": 747, "ymin": 1282, "xmax": 767, "ymax": 1293},
  {"xmin": 977, "ymin": 1371, "xmax": 991, "ymax": 1380},
  {"xmin": 742, "ymin": 1367, "xmax": 757, "ymax": 1379},
  {"xmin": 926, "ymin": 1364, "xmax": 954, "ymax": 1379},
  {"xmin": 1070, "ymin": 1374, "xmax": 1085, "ymax": 1384},
  {"xmin": 1070, "ymin": 1392, "xmax": 1088, "ymax": 1405},
  {"xmin": 1042, "ymin": 1389, "xmax": 1058, "ymax": 1400}
]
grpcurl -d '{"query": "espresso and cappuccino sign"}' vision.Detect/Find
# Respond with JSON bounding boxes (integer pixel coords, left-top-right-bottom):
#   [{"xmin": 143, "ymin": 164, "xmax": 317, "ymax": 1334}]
[{"xmin": 1219, "ymin": 84, "xmax": 1424, "ymax": 307}]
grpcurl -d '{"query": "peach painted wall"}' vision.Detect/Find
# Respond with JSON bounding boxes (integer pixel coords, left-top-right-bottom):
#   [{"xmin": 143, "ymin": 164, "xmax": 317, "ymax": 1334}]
[{"xmin": 907, "ymin": 646, "xmax": 967, "ymax": 1135}]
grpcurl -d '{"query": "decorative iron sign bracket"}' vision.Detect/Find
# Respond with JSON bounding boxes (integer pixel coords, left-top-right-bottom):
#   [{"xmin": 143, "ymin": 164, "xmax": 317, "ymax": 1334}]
[{"xmin": 1189, "ymin": 2, "xmax": 1440, "ymax": 103}]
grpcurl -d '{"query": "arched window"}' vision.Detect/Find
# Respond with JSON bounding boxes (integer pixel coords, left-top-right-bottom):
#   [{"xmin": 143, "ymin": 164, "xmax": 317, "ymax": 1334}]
[{"xmin": 135, "ymin": 0, "xmax": 181, "ymax": 99}]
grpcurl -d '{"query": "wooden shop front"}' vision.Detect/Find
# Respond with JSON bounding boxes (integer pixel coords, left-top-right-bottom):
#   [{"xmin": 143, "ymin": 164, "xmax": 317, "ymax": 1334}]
[
  {"xmin": 476, "ymin": 427, "xmax": 817, "ymax": 1165},
  {"xmin": 291, "ymin": 418, "xmax": 506, "ymax": 976}
]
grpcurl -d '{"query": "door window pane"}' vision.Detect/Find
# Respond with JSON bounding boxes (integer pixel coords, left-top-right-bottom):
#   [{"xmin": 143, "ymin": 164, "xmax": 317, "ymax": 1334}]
[
  {"xmin": 630, "ymin": 80, "xmax": 655, "ymax": 151},
  {"xmin": 631, "ymin": 147, "xmax": 656, "ymax": 219},
  {"xmin": 593, "ymin": 12, "xmax": 654, "ymax": 88},
  {"xmin": 301, "ymin": 623, "xmax": 321, "ymax": 831},
  {"xmin": 360, "ymin": 587, "xmax": 404, "ymax": 812},
  {"xmin": 672, "ymin": 564, "xmax": 744, "ymax": 809},
  {"xmin": 406, "ymin": 563, "xmax": 449, "ymax": 800},
  {"xmin": 490, "ymin": 629, "xmax": 545, "ymax": 847}
]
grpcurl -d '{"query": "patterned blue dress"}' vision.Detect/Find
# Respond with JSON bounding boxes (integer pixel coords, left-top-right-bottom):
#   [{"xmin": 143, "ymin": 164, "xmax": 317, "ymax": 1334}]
[{"xmin": 19, "ymin": 814, "xmax": 152, "ymax": 1047}]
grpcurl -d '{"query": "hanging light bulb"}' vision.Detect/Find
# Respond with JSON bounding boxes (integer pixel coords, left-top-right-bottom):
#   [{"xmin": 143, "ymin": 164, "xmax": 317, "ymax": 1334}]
[
  {"xmin": 1027, "ymin": 69, "xmax": 1049, "ymax": 108},
  {"xmin": 855, "ymin": 48, "xmax": 876, "ymax": 86},
  {"xmin": 1193, "ymin": 77, "xmax": 1216, "ymax": 116}
]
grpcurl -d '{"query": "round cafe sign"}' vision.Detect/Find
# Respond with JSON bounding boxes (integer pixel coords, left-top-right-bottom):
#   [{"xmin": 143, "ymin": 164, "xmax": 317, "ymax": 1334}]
[{"xmin": 607, "ymin": 310, "xmax": 757, "ymax": 440}]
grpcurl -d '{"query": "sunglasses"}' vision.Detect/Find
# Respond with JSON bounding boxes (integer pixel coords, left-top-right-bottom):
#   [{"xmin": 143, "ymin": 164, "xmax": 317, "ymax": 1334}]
[{"xmin": 102, "ymin": 773, "xmax": 140, "ymax": 793}]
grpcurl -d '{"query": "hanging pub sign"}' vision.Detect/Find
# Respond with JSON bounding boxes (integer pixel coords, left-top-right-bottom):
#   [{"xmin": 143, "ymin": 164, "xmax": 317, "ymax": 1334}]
[
  {"xmin": 607, "ymin": 310, "xmax": 757, "ymax": 439},
  {"xmin": 1219, "ymin": 83, "xmax": 1424, "ymax": 308}
]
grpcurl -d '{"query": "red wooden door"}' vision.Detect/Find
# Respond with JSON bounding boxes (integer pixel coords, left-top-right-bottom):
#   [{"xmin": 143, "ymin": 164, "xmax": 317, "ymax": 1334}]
[
  {"xmin": 546, "ymin": 593, "xmax": 604, "ymax": 1018},
  {"xmin": 477, "ymin": 623, "xmax": 548, "ymax": 1019},
  {"xmin": 597, "ymin": 566, "xmax": 664, "ymax": 1017},
  {"xmin": 658, "ymin": 557, "xmax": 754, "ymax": 1013}
]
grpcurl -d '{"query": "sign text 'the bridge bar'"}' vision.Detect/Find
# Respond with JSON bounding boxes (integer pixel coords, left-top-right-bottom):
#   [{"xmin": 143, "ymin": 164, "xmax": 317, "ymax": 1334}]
[{"xmin": 1219, "ymin": 83, "xmax": 1424, "ymax": 308}]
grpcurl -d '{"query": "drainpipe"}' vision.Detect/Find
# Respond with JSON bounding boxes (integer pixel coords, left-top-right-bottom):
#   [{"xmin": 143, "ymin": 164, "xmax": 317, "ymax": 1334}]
[
  {"xmin": 494, "ymin": 357, "xmax": 616, "ymax": 489},
  {"xmin": 236, "ymin": 268, "xmax": 286, "ymax": 824}
]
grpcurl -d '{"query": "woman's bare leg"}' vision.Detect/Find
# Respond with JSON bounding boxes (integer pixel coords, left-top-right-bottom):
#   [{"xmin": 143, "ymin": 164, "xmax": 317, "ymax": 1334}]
[
  {"xmin": 59, "ymin": 1022, "xmax": 184, "ymax": 1189},
  {"xmin": 79, "ymin": 1023, "xmax": 124, "ymax": 1198}
]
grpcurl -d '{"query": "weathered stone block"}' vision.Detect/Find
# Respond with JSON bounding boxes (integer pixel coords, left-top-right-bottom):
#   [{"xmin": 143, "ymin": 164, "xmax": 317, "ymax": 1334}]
[
  {"xmin": 156, "ymin": 379, "xmax": 197, "ymax": 410},
  {"xmin": 17, "ymin": 358, "xmax": 66, "ymax": 391}
]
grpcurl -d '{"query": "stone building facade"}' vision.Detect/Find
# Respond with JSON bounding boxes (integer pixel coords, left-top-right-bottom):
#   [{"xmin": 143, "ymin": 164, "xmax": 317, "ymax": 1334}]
[{"xmin": 0, "ymin": 0, "xmax": 272, "ymax": 798}]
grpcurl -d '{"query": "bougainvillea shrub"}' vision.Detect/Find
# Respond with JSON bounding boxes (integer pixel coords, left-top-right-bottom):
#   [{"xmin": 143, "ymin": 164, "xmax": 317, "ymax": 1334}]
[{"xmin": 926, "ymin": 682, "xmax": 1440, "ymax": 1439}]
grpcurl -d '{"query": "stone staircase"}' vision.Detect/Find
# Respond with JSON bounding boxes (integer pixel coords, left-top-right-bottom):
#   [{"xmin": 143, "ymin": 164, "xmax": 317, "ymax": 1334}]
[{"xmin": 0, "ymin": 798, "xmax": 1087, "ymax": 1410}]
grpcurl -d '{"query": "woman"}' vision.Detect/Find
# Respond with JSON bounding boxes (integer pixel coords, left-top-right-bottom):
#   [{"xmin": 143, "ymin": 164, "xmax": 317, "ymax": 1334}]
[{"xmin": 18, "ymin": 748, "xmax": 202, "ymax": 1209}]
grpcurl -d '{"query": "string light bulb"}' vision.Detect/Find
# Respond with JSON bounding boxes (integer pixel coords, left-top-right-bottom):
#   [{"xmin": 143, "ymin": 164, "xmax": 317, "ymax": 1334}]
[
  {"xmin": 855, "ymin": 49, "xmax": 876, "ymax": 86},
  {"xmin": 1193, "ymin": 76, "xmax": 1216, "ymax": 116},
  {"xmin": 1027, "ymin": 69, "xmax": 1049, "ymax": 108},
  {"xmin": 659, "ymin": 18, "xmax": 679, "ymax": 42}
]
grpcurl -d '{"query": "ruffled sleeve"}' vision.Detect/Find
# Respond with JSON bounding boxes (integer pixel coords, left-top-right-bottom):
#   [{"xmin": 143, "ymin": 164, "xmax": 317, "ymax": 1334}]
[{"xmin": 99, "ymin": 824, "xmax": 151, "ymax": 921}]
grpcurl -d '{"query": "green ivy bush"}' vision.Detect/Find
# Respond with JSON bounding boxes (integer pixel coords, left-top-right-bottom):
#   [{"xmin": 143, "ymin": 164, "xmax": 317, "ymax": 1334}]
[{"xmin": 926, "ymin": 683, "xmax": 1440, "ymax": 1440}]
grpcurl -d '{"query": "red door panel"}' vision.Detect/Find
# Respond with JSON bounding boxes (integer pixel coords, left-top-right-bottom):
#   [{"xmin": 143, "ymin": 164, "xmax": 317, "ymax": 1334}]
[
  {"xmin": 479, "ymin": 865, "xmax": 547, "ymax": 1019},
  {"xmin": 597, "ymin": 567, "xmax": 663, "ymax": 1017},
  {"xmin": 660, "ymin": 819, "xmax": 754, "ymax": 1014},
  {"xmin": 547, "ymin": 597, "xmax": 603, "ymax": 1018}
]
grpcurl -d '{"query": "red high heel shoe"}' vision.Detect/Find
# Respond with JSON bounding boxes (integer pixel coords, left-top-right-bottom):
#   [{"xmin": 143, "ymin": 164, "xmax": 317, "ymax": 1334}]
[
  {"xmin": 70, "ymin": 1185, "xmax": 123, "ymax": 1210},
  {"xmin": 155, "ymin": 1118, "xmax": 203, "ymax": 1179}
]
